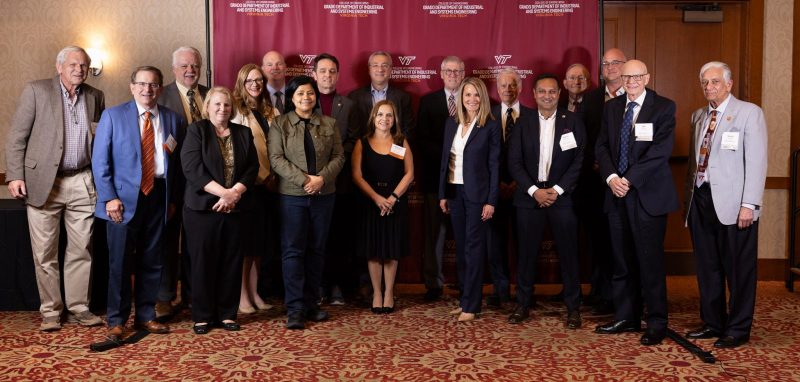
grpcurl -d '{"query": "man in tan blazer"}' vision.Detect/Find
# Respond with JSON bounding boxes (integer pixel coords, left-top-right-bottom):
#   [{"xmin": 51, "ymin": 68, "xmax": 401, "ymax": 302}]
[{"xmin": 5, "ymin": 46, "xmax": 105, "ymax": 331}]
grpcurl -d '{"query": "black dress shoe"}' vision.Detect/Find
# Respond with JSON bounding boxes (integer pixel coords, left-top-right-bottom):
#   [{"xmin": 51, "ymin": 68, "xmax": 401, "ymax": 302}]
[
  {"xmin": 286, "ymin": 313, "xmax": 305, "ymax": 330},
  {"xmin": 306, "ymin": 309, "xmax": 329, "ymax": 322},
  {"xmin": 507, "ymin": 306, "xmax": 530, "ymax": 324},
  {"xmin": 423, "ymin": 288, "xmax": 442, "ymax": 302},
  {"xmin": 566, "ymin": 311, "xmax": 581, "ymax": 329},
  {"xmin": 686, "ymin": 325, "xmax": 723, "ymax": 339},
  {"xmin": 193, "ymin": 323, "xmax": 210, "ymax": 335},
  {"xmin": 640, "ymin": 329, "xmax": 666, "ymax": 346},
  {"xmin": 595, "ymin": 319, "xmax": 641, "ymax": 334},
  {"xmin": 714, "ymin": 335, "xmax": 749, "ymax": 348},
  {"xmin": 222, "ymin": 321, "xmax": 241, "ymax": 331}
]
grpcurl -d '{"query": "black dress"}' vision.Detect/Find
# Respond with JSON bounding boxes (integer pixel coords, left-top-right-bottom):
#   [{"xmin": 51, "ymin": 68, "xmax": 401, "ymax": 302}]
[{"xmin": 357, "ymin": 138, "xmax": 409, "ymax": 260}]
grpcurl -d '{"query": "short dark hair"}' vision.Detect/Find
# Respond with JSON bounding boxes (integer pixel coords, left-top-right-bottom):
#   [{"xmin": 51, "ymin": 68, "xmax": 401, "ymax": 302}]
[
  {"xmin": 284, "ymin": 75, "xmax": 320, "ymax": 114},
  {"xmin": 130, "ymin": 66, "xmax": 164, "ymax": 85},
  {"xmin": 534, "ymin": 73, "xmax": 559, "ymax": 88},
  {"xmin": 313, "ymin": 53, "xmax": 340, "ymax": 71}
]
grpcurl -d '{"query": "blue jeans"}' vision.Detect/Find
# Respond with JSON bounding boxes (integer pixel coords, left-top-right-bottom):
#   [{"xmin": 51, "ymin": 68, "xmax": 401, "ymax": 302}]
[{"xmin": 279, "ymin": 194, "xmax": 335, "ymax": 314}]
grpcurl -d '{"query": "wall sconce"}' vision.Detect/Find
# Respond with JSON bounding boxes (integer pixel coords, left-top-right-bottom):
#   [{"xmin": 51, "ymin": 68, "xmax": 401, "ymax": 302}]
[{"xmin": 86, "ymin": 48, "xmax": 104, "ymax": 76}]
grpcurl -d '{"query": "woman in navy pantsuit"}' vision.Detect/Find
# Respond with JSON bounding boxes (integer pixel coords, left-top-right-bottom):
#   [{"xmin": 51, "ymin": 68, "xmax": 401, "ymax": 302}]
[{"xmin": 438, "ymin": 77, "xmax": 501, "ymax": 322}]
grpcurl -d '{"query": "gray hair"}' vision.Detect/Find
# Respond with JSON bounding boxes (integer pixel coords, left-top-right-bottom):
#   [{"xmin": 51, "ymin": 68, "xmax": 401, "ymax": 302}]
[
  {"xmin": 699, "ymin": 61, "xmax": 732, "ymax": 82},
  {"xmin": 368, "ymin": 51, "xmax": 392, "ymax": 66},
  {"xmin": 172, "ymin": 46, "xmax": 203, "ymax": 67},
  {"xmin": 440, "ymin": 55, "xmax": 464, "ymax": 70},
  {"xmin": 56, "ymin": 46, "xmax": 89, "ymax": 66},
  {"xmin": 496, "ymin": 68, "xmax": 522, "ymax": 88}
]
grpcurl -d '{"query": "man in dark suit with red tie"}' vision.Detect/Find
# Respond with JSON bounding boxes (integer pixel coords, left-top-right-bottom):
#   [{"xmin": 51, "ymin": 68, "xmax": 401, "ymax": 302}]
[
  {"xmin": 506, "ymin": 74, "xmax": 585, "ymax": 327},
  {"xmin": 417, "ymin": 56, "xmax": 465, "ymax": 301},
  {"xmin": 594, "ymin": 60, "xmax": 678, "ymax": 346}
]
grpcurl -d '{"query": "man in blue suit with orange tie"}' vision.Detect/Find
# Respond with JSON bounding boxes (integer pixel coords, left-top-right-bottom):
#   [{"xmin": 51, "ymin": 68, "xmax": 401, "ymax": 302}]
[{"xmin": 92, "ymin": 66, "xmax": 185, "ymax": 341}]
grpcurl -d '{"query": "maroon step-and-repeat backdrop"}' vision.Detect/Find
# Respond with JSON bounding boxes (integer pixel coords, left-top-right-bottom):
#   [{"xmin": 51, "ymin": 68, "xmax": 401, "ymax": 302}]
[{"xmin": 212, "ymin": 0, "xmax": 599, "ymax": 283}]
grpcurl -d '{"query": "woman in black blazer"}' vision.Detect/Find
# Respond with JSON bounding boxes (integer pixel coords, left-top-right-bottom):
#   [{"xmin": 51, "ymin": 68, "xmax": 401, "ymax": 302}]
[
  {"xmin": 438, "ymin": 77, "xmax": 501, "ymax": 322},
  {"xmin": 181, "ymin": 86, "xmax": 259, "ymax": 334}
]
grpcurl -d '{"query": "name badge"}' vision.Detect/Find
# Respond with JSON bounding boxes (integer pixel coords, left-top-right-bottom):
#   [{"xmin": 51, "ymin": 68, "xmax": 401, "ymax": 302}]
[
  {"xmin": 635, "ymin": 123, "xmax": 653, "ymax": 141},
  {"xmin": 559, "ymin": 132, "xmax": 577, "ymax": 151},
  {"xmin": 164, "ymin": 134, "xmax": 177, "ymax": 155},
  {"xmin": 720, "ymin": 132, "xmax": 739, "ymax": 150},
  {"xmin": 389, "ymin": 144, "xmax": 406, "ymax": 159}
]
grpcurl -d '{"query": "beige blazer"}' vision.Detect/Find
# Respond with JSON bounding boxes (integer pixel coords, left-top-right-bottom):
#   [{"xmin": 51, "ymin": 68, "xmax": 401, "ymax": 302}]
[{"xmin": 5, "ymin": 76, "xmax": 105, "ymax": 207}]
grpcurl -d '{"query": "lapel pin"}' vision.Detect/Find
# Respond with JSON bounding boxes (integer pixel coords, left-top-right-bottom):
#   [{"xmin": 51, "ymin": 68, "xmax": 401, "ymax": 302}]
[{"xmin": 726, "ymin": 116, "xmax": 732, "ymax": 121}]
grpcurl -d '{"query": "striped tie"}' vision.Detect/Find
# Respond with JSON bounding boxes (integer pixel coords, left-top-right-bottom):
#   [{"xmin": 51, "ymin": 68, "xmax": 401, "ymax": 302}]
[
  {"xmin": 140, "ymin": 111, "xmax": 155, "ymax": 195},
  {"xmin": 448, "ymin": 94, "xmax": 456, "ymax": 116}
]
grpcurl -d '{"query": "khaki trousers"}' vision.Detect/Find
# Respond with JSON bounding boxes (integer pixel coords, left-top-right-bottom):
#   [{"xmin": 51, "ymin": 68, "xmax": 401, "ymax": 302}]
[{"xmin": 26, "ymin": 168, "xmax": 96, "ymax": 318}]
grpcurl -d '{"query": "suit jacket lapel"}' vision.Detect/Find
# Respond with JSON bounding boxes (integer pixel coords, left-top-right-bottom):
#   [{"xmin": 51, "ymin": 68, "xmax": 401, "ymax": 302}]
[
  {"xmin": 464, "ymin": 121, "xmax": 480, "ymax": 147},
  {"xmin": 50, "ymin": 77, "xmax": 65, "ymax": 134},
  {"xmin": 126, "ymin": 102, "xmax": 144, "ymax": 160},
  {"xmin": 609, "ymin": 100, "xmax": 624, "ymax": 160},
  {"xmin": 552, "ymin": 112, "xmax": 567, "ymax": 163}
]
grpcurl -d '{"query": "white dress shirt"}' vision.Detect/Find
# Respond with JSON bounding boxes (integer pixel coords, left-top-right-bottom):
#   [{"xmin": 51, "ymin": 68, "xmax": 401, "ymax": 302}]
[
  {"xmin": 136, "ymin": 103, "xmax": 165, "ymax": 178},
  {"xmin": 448, "ymin": 119, "xmax": 476, "ymax": 184},
  {"xmin": 527, "ymin": 112, "xmax": 565, "ymax": 196}
]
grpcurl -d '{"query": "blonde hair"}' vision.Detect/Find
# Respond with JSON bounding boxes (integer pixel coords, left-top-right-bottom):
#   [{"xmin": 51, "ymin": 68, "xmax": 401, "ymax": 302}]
[
  {"xmin": 456, "ymin": 77, "xmax": 493, "ymax": 127},
  {"xmin": 232, "ymin": 63, "xmax": 275, "ymax": 120},
  {"xmin": 201, "ymin": 86, "xmax": 233, "ymax": 119}
]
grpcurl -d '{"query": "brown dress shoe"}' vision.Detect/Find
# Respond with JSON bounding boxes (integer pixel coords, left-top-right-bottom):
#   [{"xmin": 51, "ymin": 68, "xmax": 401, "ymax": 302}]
[
  {"xmin": 134, "ymin": 320, "xmax": 170, "ymax": 334},
  {"xmin": 107, "ymin": 325, "xmax": 125, "ymax": 341},
  {"xmin": 155, "ymin": 301, "xmax": 173, "ymax": 319}
]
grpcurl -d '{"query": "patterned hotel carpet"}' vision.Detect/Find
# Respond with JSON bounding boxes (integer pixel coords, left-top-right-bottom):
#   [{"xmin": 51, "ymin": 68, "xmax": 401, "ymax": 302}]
[{"xmin": 1, "ymin": 278, "xmax": 799, "ymax": 381}]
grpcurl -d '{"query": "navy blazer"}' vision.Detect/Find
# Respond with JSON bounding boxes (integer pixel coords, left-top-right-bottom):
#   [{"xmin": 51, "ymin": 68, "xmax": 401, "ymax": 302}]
[
  {"xmin": 180, "ymin": 119, "xmax": 259, "ymax": 211},
  {"xmin": 595, "ymin": 89, "xmax": 679, "ymax": 216},
  {"xmin": 491, "ymin": 103, "xmax": 535, "ymax": 184},
  {"xmin": 92, "ymin": 101, "xmax": 185, "ymax": 224},
  {"xmin": 438, "ymin": 117, "xmax": 501, "ymax": 207},
  {"xmin": 507, "ymin": 108, "xmax": 586, "ymax": 209}
]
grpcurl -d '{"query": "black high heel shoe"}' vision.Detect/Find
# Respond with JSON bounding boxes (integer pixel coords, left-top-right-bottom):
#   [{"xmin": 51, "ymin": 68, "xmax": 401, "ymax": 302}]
[
  {"xmin": 381, "ymin": 306, "xmax": 395, "ymax": 314},
  {"xmin": 371, "ymin": 307, "xmax": 383, "ymax": 314},
  {"xmin": 193, "ymin": 323, "xmax": 210, "ymax": 334}
]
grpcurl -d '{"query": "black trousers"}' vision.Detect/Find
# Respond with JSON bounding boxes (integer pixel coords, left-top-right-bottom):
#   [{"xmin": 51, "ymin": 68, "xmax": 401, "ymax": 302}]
[
  {"xmin": 607, "ymin": 189, "xmax": 668, "ymax": 332},
  {"xmin": 688, "ymin": 184, "xmax": 758, "ymax": 339},
  {"xmin": 184, "ymin": 207, "xmax": 244, "ymax": 324},
  {"xmin": 515, "ymin": 203, "xmax": 581, "ymax": 312}
]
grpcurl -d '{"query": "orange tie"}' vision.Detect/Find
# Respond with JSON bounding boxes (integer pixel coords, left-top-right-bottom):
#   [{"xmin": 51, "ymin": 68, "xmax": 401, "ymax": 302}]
[{"xmin": 141, "ymin": 111, "xmax": 155, "ymax": 195}]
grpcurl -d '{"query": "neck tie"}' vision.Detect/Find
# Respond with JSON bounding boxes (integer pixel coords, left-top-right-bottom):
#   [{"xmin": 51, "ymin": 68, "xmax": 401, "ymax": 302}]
[
  {"xmin": 141, "ymin": 111, "xmax": 155, "ymax": 196},
  {"xmin": 186, "ymin": 89, "xmax": 202, "ymax": 123},
  {"xmin": 274, "ymin": 91, "xmax": 284, "ymax": 114},
  {"xmin": 695, "ymin": 110, "xmax": 719, "ymax": 187},
  {"xmin": 504, "ymin": 108, "xmax": 515, "ymax": 142},
  {"xmin": 618, "ymin": 102, "xmax": 637, "ymax": 174},
  {"xmin": 448, "ymin": 94, "xmax": 456, "ymax": 117}
]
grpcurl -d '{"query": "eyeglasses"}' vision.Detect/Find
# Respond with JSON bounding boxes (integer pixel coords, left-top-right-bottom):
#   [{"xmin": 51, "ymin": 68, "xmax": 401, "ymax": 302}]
[
  {"xmin": 601, "ymin": 60, "xmax": 625, "ymax": 68},
  {"xmin": 566, "ymin": 76, "xmax": 587, "ymax": 82},
  {"xmin": 621, "ymin": 73, "xmax": 648, "ymax": 82},
  {"xmin": 442, "ymin": 69, "xmax": 464, "ymax": 76},
  {"xmin": 369, "ymin": 63, "xmax": 391, "ymax": 69},
  {"xmin": 244, "ymin": 78, "xmax": 264, "ymax": 85},
  {"xmin": 133, "ymin": 82, "xmax": 161, "ymax": 89}
]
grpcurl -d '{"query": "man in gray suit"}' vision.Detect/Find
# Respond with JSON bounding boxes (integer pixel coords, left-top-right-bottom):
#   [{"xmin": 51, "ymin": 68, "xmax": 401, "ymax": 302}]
[
  {"xmin": 155, "ymin": 46, "xmax": 203, "ymax": 320},
  {"xmin": 312, "ymin": 53, "xmax": 357, "ymax": 305},
  {"xmin": 5, "ymin": 46, "xmax": 105, "ymax": 331},
  {"xmin": 684, "ymin": 61, "xmax": 767, "ymax": 348}
]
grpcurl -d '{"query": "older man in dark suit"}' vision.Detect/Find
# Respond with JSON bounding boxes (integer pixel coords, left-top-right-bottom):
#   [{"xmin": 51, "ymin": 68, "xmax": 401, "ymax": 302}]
[
  {"xmin": 506, "ymin": 74, "xmax": 585, "ymax": 328},
  {"xmin": 594, "ymin": 60, "xmax": 678, "ymax": 346},
  {"xmin": 155, "ymin": 46, "xmax": 205, "ymax": 319},
  {"xmin": 416, "ymin": 55, "xmax": 465, "ymax": 301},
  {"xmin": 93, "ymin": 66, "xmax": 185, "ymax": 340},
  {"xmin": 348, "ymin": 51, "xmax": 415, "ymax": 140},
  {"xmin": 487, "ymin": 68, "xmax": 534, "ymax": 307},
  {"xmin": 6, "ymin": 46, "xmax": 105, "ymax": 331}
]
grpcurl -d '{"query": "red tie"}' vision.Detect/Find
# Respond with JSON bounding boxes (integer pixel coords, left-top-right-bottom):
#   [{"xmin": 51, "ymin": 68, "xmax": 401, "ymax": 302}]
[{"xmin": 141, "ymin": 111, "xmax": 155, "ymax": 195}]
